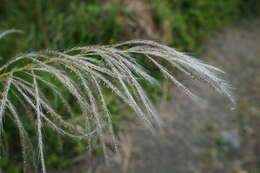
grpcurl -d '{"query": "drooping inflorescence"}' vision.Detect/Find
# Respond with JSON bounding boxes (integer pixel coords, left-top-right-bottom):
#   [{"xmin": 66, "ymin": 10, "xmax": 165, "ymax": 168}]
[{"xmin": 0, "ymin": 30, "xmax": 234, "ymax": 173}]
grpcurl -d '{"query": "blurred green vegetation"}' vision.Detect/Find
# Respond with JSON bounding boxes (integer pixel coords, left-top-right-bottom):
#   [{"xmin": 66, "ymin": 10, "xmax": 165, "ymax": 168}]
[
  {"xmin": 152, "ymin": 0, "xmax": 260, "ymax": 52},
  {"xmin": 0, "ymin": 0, "xmax": 123, "ymax": 60},
  {"xmin": 0, "ymin": 0, "xmax": 258, "ymax": 172},
  {"xmin": 151, "ymin": 0, "xmax": 240, "ymax": 52}
]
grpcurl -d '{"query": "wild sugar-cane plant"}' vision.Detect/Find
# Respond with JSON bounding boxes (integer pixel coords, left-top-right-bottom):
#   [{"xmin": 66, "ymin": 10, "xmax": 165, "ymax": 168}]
[{"xmin": 0, "ymin": 30, "xmax": 235, "ymax": 172}]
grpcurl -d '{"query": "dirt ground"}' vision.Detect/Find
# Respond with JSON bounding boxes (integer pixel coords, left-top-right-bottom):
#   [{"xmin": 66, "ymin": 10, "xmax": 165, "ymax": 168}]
[{"xmin": 53, "ymin": 20, "xmax": 260, "ymax": 173}]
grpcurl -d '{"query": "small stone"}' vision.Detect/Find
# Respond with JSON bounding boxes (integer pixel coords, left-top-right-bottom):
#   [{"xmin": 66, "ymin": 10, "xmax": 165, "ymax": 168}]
[{"xmin": 220, "ymin": 130, "xmax": 241, "ymax": 150}]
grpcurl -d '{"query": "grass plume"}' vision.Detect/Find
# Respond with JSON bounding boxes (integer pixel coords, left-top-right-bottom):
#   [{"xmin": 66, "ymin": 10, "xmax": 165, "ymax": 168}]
[{"xmin": 0, "ymin": 30, "xmax": 234, "ymax": 172}]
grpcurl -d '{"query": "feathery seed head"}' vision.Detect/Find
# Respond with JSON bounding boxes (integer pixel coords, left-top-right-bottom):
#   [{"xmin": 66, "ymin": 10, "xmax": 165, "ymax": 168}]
[{"xmin": 0, "ymin": 37, "xmax": 235, "ymax": 172}]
